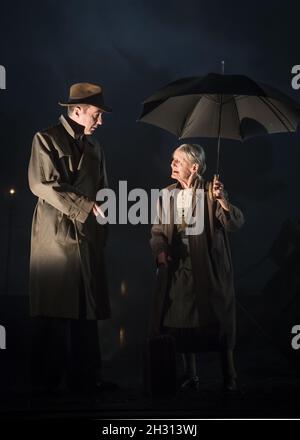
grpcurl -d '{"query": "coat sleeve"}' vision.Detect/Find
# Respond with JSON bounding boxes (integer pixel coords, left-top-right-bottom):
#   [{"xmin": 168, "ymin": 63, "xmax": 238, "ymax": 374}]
[
  {"xmin": 28, "ymin": 132, "xmax": 94, "ymax": 223},
  {"xmin": 98, "ymin": 145, "xmax": 109, "ymax": 190},
  {"xmin": 150, "ymin": 196, "xmax": 170, "ymax": 258},
  {"xmin": 95, "ymin": 141, "xmax": 109, "ymax": 245},
  {"xmin": 215, "ymin": 195, "xmax": 245, "ymax": 232}
]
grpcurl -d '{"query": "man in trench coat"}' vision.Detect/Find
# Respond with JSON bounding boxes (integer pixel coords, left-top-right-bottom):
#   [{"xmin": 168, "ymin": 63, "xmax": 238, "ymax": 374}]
[
  {"xmin": 150, "ymin": 143, "xmax": 244, "ymax": 392},
  {"xmin": 28, "ymin": 82, "xmax": 111, "ymax": 394}
]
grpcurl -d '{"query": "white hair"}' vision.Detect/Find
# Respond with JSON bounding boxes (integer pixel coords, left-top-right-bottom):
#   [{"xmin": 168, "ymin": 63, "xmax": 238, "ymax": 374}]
[{"xmin": 176, "ymin": 143, "xmax": 206, "ymax": 175}]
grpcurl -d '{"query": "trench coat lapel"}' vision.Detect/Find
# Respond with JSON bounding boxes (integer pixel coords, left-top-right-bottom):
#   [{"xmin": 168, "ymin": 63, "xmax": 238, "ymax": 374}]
[
  {"xmin": 191, "ymin": 178, "xmax": 204, "ymax": 216},
  {"xmin": 57, "ymin": 115, "xmax": 75, "ymax": 158},
  {"xmin": 59, "ymin": 115, "xmax": 95, "ymax": 175},
  {"xmin": 191, "ymin": 178, "xmax": 215, "ymax": 240},
  {"xmin": 78, "ymin": 137, "xmax": 98, "ymax": 170},
  {"xmin": 169, "ymin": 188, "xmax": 175, "ymax": 235}
]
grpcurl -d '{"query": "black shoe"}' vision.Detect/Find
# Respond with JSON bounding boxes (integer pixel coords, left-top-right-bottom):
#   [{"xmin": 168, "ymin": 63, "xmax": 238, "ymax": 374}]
[
  {"xmin": 31, "ymin": 383, "xmax": 68, "ymax": 398},
  {"xmin": 180, "ymin": 375, "xmax": 200, "ymax": 391},
  {"xmin": 93, "ymin": 380, "xmax": 121, "ymax": 393},
  {"xmin": 223, "ymin": 377, "xmax": 239, "ymax": 393},
  {"xmin": 75, "ymin": 380, "xmax": 121, "ymax": 397}
]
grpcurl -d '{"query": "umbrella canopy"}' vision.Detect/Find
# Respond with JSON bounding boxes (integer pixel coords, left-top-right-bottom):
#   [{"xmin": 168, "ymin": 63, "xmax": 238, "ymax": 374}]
[{"xmin": 139, "ymin": 73, "xmax": 300, "ymax": 141}]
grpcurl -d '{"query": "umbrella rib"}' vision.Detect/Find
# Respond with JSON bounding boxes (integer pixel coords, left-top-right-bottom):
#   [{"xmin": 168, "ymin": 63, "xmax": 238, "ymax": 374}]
[
  {"xmin": 234, "ymin": 95, "xmax": 249, "ymax": 101},
  {"xmin": 204, "ymin": 94, "xmax": 236, "ymax": 105},
  {"xmin": 232, "ymin": 96, "xmax": 242, "ymax": 140},
  {"xmin": 258, "ymin": 96, "xmax": 296, "ymax": 131},
  {"xmin": 222, "ymin": 96, "xmax": 236, "ymax": 105},
  {"xmin": 180, "ymin": 97, "xmax": 204, "ymax": 135},
  {"xmin": 203, "ymin": 94, "xmax": 219, "ymax": 103}
]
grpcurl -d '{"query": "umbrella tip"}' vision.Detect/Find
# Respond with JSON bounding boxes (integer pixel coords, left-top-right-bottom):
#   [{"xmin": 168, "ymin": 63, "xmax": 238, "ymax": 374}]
[{"xmin": 221, "ymin": 60, "xmax": 225, "ymax": 74}]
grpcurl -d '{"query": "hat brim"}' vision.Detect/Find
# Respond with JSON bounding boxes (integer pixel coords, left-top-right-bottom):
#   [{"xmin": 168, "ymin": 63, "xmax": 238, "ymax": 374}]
[{"xmin": 58, "ymin": 101, "xmax": 112, "ymax": 113}]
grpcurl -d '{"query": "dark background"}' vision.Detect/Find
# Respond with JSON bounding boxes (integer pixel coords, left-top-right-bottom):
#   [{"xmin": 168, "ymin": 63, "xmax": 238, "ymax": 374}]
[{"xmin": 0, "ymin": 0, "xmax": 300, "ymax": 415}]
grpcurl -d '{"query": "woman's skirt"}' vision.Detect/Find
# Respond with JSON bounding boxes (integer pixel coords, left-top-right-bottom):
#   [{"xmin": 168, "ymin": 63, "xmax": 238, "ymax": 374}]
[{"xmin": 162, "ymin": 230, "xmax": 220, "ymax": 353}]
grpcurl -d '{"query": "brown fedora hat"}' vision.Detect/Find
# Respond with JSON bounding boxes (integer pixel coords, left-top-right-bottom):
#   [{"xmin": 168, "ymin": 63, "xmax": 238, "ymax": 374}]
[{"xmin": 59, "ymin": 82, "xmax": 112, "ymax": 112}]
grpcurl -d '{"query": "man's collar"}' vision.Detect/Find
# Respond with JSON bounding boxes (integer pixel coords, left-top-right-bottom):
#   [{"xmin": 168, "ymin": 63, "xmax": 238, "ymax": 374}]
[{"xmin": 59, "ymin": 114, "xmax": 85, "ymax": 140}]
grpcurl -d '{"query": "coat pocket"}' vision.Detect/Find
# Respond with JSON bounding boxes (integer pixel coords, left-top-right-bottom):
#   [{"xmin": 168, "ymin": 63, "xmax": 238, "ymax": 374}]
[
  {"xmin": 55, "ymin": 212, "xmax": 71, "ymax": 244},
  {"xmin": 211, "ymin": 228, "xmax": 231, "ymax": 277}
]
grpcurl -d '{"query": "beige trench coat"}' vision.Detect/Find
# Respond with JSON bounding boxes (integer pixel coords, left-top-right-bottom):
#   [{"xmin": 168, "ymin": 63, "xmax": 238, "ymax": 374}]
[
  {"xmin": 150, "ymin": 179, "xmax": 244, "ymax": 348},
  {"xmin": 28, "ymin": 115, "xmax": 110, "ymax": 320}
]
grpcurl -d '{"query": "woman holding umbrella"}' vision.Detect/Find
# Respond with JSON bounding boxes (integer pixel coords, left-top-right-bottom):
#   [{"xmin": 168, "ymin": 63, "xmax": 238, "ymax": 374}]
[{"xmin": 150, "ymin": 143, "xmax": 244, "ymax": 392}]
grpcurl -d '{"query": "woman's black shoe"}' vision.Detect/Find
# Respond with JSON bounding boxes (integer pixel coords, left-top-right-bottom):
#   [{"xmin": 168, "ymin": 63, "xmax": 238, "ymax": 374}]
[
  {"xmin": 223, "ymin": 377, "xmax": 238, "ymax": 392},
  {"xmin": 180, "ymin": 375, "xmax": 200, "ymax": 391}
]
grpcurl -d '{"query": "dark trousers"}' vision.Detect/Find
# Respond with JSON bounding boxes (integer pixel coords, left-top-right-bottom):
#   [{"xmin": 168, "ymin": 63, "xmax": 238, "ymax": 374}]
[
  {"xmin": 30, "ymin": 317, "xmax": 102, "ymax": 392},
  {"xmin": 220, "ymin": 349, "xmax": 237, "ymax": 379}
]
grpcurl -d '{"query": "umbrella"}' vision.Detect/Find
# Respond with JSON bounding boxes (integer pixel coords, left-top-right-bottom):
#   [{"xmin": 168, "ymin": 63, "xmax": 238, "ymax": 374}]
[{"xmin": 139, "ymin": 69, "xmax": 300, "ymax": 175}]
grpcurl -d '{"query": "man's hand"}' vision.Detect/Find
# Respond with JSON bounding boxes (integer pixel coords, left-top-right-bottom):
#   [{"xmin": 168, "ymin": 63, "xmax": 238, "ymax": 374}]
[
  {"xmin": 157, "ymin": 251, "xmax": 172, "ymax": 266},
  {"xmin": 92, "ymin": 203, "xmax": 105, "ymax": 218}
]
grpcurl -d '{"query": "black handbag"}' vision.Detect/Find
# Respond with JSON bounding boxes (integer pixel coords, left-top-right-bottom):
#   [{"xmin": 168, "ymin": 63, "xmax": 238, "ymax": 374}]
[{"xmin": 144, "ymin": 264, "xmax": 177, "ymax": 396}]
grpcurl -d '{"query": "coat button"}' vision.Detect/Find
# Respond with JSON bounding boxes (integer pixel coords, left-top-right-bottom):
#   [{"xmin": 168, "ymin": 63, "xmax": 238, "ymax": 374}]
[{"xmin": 70, "ymin": 213, "xmax": 75, "ymax": 219}]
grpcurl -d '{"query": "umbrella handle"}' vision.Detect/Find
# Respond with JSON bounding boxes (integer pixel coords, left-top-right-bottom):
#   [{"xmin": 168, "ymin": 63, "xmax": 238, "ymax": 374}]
[{"xmin": 208, "ymin": 174, "xmax": 220, "ymax": 201}]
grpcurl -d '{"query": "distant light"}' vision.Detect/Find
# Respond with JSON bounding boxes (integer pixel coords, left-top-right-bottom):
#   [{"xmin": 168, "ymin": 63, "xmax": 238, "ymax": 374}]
[
  {"xmin": 119, "ymin": 326, "xmax": 126, "ymax": 347},
  {"xmin": 9, "ymin": 188, "xmax": 15, "ymax": 195},
  {"xmin": 120, "ymin": 280, "xmax": 128, "ymax": 296}
]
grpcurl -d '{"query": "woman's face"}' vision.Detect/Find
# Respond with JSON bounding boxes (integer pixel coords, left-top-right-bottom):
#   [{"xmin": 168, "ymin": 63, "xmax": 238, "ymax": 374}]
[{"xmin": 171, "ymin": 149, "xmax": 196, "ymax": 183}]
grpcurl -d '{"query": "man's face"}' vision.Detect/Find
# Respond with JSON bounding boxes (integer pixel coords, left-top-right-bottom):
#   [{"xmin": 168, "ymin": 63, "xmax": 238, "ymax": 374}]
[
  {"xmin": 74, "ymin": 105, "xmax": 103, "ymax": 134},
  {"xmin": 171, "ymin": 149, "xmax": 195, "ymax": 182}
]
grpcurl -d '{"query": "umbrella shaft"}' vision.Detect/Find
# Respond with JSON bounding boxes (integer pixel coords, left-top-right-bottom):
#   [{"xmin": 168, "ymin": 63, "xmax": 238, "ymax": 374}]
[{"xmin": 216, "ymin": 93, "xmax": 223, "ymax": 176}]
